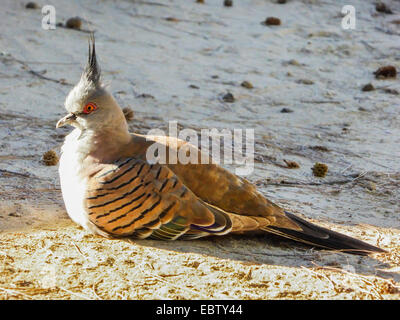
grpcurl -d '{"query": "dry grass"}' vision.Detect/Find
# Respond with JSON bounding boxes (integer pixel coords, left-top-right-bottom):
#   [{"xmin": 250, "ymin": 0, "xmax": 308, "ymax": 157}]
[{"xmin": 0, "ymin": 222, "xmax": 399, "ymax": 300}]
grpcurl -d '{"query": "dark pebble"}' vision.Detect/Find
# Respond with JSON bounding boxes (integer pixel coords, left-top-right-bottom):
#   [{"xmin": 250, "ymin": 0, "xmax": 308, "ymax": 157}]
[
  {"xmin": 362, "ymin": 83, "xmax": 375, "ymax": 91},
  {"xmin": 224, "ymin": 0, "xmax": 233, "ymax": 7},
  {"xmin": 9, "ymin": 212, "xmax": 21, "ymax": 217},
  {"xmin": 374, "ymin": 65, "xmax": 397, "ymax": 79},
  {"xmin": 137, "ymin": 93, "xmax": 155, "ymax": 99},
  {"xmin": 25, "ymin": 2, "xmax": 39, "ymax": 9},
  {"xmin": 66, "ymin": 17, "xmax": 82, "ymax": 30},
  {"xmin": 310, "ymin": 145, "xmax": 330, "ymax": 152},
  {"xmin": 263, "ymin": 17, "xmax": 281, "ymax": 26},
  {"xmin": 297, "ymin": 79, "xmax": 314, "ymax": 85},
  {"xmin": 284, "ymin": 159, "xmax": 300, "ymax": 169},
  {"xmin": 122, "ymin": 107, "xmax": 134, "ymax": 121},
  {"xmin": 241, "ymin": 81, "xmax": 253, "ymax": 89},
  {"xmin": 222, "ymin": 92, "xmax": 235, "ymax": 103},
  {"xmin": 383, "ymin": 88, "xmax": 399, "ymax": 95},
  {"xmin": 165, "ymin": 17, "xmax": 179, "ymax": 22},
  {"xmin": 280, "ymin": 107, "xmax": 293, "ymax": 113},
  {"xmin": 376, "ymin": 3, "xmax": 393, "ymax": 14}
]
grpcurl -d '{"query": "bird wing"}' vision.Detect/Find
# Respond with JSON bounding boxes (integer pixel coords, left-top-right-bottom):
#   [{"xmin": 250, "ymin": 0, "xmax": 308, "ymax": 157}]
[
  {"xmin": 85, "ymin": 157, "xmax": 235, "ymax": 239},
  {"xmin": 140, "ymin": 134, "xmax": 302, "ymax": 231},
  {"xmin": 139, "ymin": 135, "xmax": 385, "ymax": 253}
]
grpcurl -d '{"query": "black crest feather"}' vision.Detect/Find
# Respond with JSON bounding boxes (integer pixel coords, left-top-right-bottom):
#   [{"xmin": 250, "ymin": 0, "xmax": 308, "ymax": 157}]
[{"xmin": 83, "ymin": 33, "xmax": 101, "ymax": 85}]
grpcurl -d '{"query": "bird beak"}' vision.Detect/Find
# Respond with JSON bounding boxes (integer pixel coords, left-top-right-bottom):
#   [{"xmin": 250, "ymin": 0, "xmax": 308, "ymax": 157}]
[{"xmin": 56, "ymin": 113, "xmax": 77, "ymax": 128}]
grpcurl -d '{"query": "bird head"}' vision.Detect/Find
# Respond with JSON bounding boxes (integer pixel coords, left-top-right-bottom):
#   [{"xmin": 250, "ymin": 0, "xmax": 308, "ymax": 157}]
[{"xmin": 56, "ymin": 34, "xmax": 127, "ymax": 132}]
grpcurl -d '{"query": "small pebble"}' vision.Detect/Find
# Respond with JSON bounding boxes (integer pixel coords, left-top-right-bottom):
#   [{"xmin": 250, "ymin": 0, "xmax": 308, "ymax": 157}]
[
  {"xmin": 211, "ymin": 75, "xmax": 219, "ymax": 79},
  {"xmin": 66, "ymin": 17, "xmax": 82, "ymax": 30},
  {"xmin": 222, "ymin": 92, "xmax": 235, "ymax": 103},
  {"xmin": 196, "ymin": 0, "xmax": 204, "ymax": 3},
  {"xmin": 383, "ymin": 88, "xmax": 399, "ymax": 95},
  {"xmin": 122, "ymin": 107, "xmax": 134, "ymax": 121},
  {"xmin": 374, "ymin": 65, "xmax": 397, "ymax": 79},
  {"xmin": 9, "ymin": 212, "xmax": 21, "ymax": 217},
  {"xmin": 312, "ymin": 162, "xmax": 328, "ymax": 178},
  {"xmin": 25, "ymin": 2, "xmax": 39, "ymax": 9},
  {"xmin": 263, "ymin": 17, "xmax": 281, "ymax": 26},
  {"xmin": 362, "ymin": 83, "xmax": 375, "ymax": 91},
  {"xmin": 42, "ymin": 150, "xmax": 59, "ymax": 166},
  {"xmin": 366, "ymin": 181, "xmax": 376, "ymax": 192},
  {"xmin": 189, "ymin": 84, "xmax": 199, "ymax": 89},
  {"xmin": 376, "ymin": 2, "xmax": 393, "ymax": 14},
  {"xmin": 188, "ymin": 261, "xmax": 201, "ymax": 268},
  {"xmin": 137, "ymin": 93, "xmax": 155, "ymax": 99},
  {"xmin": 297, "ymin": 79, "xmax": 314, "ymax": 85},
  {"xmin": 284, "ymin": 160, "xmax": 300, "ymax": 169},
  {"xmin": 241, "ymin": 81, "xmax": 253, "ymax": 89},
  {"xmin": 165, "ymin": 17, "xmax": 179, "ymax": 22},
  {"xmin": 280, "ymin": 107, "xmax": 293, "ymax": 113},
  {"xmin": 287, "ymin": 59, "xmax": 301, "ymax": 66},
  {"xmin": 310, "ymin": 145, "xmax": 330, "ymax": 152},
  {"xmin": 277, "ymin": 0, "xmax": 287, "ymax": 3},
  {"xmin": 224, "ymin": 0, "xmax": 233, "ymax": 7}
]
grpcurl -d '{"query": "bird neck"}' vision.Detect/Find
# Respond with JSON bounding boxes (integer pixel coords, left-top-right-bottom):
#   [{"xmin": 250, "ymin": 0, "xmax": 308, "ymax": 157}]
[{"xmin": 78, "ymin": 126, "xmax": 131, "ymax": 164}]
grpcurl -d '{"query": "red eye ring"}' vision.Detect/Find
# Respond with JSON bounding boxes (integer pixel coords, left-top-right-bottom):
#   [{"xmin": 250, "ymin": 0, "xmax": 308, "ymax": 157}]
[{"xmin": 83, "ymin": 102, "xmax": 98, "ymax": 114}]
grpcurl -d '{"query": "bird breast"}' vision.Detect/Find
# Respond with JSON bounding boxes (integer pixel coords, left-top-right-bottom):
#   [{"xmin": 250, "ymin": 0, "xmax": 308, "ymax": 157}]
[{"xmin": 59, "ymin": 129, "xmax": 92, "ymax": 230}]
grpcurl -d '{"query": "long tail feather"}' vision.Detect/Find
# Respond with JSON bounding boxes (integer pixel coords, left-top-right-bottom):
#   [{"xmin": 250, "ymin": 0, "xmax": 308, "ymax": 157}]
[{"xmin": 262, "ymin": 211, "xmax": 386, "ymax": 255}]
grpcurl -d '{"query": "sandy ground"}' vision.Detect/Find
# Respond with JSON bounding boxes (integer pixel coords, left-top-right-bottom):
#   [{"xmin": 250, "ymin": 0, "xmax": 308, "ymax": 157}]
[{"xmin": 0, "ymin": 0, "xmax": 400, "ymax": 300}]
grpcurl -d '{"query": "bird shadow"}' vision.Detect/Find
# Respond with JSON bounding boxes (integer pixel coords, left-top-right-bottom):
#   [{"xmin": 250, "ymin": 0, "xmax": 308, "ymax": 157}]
[{"xmin": 131, "ymin": 232, "xmax": 399, "ymax": 282}]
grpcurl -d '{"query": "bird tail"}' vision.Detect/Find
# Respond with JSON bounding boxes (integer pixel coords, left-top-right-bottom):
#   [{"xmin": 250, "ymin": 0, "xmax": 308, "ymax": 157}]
[{"xmin": 262, "ymin": 211, "xmax": 386, "ymax": 255}]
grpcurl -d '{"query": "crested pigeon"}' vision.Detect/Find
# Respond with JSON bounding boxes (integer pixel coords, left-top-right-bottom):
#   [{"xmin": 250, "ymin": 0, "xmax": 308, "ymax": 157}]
[{"xmin": 56, "ymin": 35, "xmax": 385, "ymax": 255}]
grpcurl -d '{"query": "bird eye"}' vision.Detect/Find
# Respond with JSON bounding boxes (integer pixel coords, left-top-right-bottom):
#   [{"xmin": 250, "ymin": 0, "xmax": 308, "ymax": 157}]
[{"xmin": 83, "ymin": 102, "xmax": 98, "ymax": 114}]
